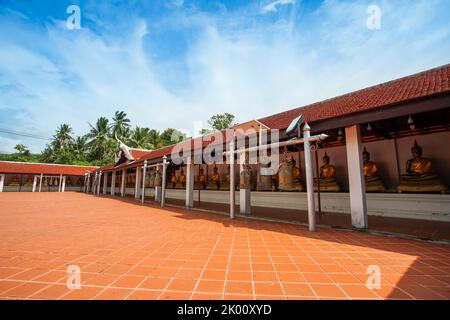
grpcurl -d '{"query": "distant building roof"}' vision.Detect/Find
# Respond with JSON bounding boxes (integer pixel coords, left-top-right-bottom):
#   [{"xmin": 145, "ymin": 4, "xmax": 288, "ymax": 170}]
[{"xmin": 0, "ymin": 161, "xmax": 98, "ymax": 176}]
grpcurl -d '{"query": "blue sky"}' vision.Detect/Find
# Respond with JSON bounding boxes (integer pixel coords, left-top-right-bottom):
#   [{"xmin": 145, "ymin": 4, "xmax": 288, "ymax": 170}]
[{"xmin": 0, "ymin": 0, "xmax": 449, "ymax": 153}]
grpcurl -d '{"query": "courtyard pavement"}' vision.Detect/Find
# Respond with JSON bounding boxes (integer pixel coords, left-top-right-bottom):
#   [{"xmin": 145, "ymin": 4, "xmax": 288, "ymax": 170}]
[{"xmin": 0, "ymin": 192, "xmax": 449, "ymax": 300}]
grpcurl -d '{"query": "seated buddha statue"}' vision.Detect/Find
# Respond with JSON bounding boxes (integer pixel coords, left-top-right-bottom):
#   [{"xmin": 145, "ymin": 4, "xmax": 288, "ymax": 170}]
[
  {"xmin": 314, "ymin": 152, "xmax": 341, "ymax": 192},
  {"xmin": 240, "ymin": 163, "xmax": 253, "ymax": 190},
  {"xmin": 363, "ymin": 147, "xmax": 385, "ymax": 192},
  {"xmin": 8, "ymin": 175, "xmax": 20, "ymax": 186},
  {"xmin": 197, "ymin": 168, "xmax": 206, "ymax": 190},
  {"xmin": 220, "ymin": 166, "xmax": 231, "ymax": 190},
  {"xmin": 175, "ymin": 169, "xmax": 186, "ymax": 189},
  {"xmin": 24, "ymin": 176, "xmax": 34, "ymax": 187},
  {"xmin": 169, "ymin": 172, "xmax": 177, "ymax": 189},
  {"xmin": 397, "ymin": 141, "xmax": 447, "ymax": 193},
  {"xmin": 292, "ymin": 159, "xmax": 303, "ymax": 192},
  {"xmin": 278, "ymin": 155, "xmax": 296, "ymax": 191},
  {"xmin": 257, "ymin": 163, "xmax": 274, "ymax": 191},
  {"xmin": 148, "ymin": 171, "xmax": 155, "ymax": 188},
  {"xmin": 154, "ymin": 168, "xmax": 162, "ymax": 187},
  {"xmin": 206, "ymin": 166, "xmax": 221, "ymax": 190}
]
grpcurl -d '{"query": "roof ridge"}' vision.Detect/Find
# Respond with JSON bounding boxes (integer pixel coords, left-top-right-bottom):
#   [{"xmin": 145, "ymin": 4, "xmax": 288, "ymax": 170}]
[{"xmin": 0, "ymin": 160, "xmax": 98, "ymax": 168}]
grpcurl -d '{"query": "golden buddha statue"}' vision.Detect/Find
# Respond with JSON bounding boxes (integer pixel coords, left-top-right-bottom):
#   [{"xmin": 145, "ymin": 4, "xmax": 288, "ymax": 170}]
[
  {"xmin": 170, "ymin": 172, "xmax": 177, "ymax": 189},
  {"xmin": 154, "ymin": 168, "xmax": 162, "ymax": 187},
  {"xmin": 197, "ymin": 168, "xmax": 206, "ymax": 190},
  {"xmin": 175, "ymin": 169, "xmax": 186, "ymax": 189},
  {"xmin": 148, "ymin": 171, "xmax": 155, "ymax": 188},
  {"xmin": 8, "ymin": 175, "xmax": 20, "ymax": 186},
  {"xmin": 240, "ymin": 163, "xmax": 253, "ymax": 190},
  {"xmin": 278, "ymin": 155, "xmax": 296, "ymax": 191},
  {"xmin": 314, "ymin": 152, "xmax": 341, "ymax": 192},
  {"xmin": 363, "ymin": 147, "xmax": 385, "ymax": 192},
  {"xmin": 206, "ymin": 166, "xmax": 221, "ymax": 190},
  {"xmin": 257, "ymin": 163, "xmax": 274, "ymax": 191},
  {"xmin": 24, "ymin": 176, "xmax": 33, "ymax": 187},
  {"xmin": 397, "ymin": 141, "xmax": 447, "ymax": 193},
  {"xmin": 292, "ymin": 159, "xmax": 303, "ymax": 192},
  {"xmin": 220, "ymin": 166, "xmax": 231, "ymax": 190}
]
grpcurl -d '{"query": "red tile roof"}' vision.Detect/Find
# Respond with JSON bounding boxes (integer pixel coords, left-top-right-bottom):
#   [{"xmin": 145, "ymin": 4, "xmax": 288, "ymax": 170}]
[
  {"xmin": 0, "ymin": 161, "xmax": 98, "ymax": 176},
  {"xmin": 258, "ymin": 64, "xmax": 450, "ymax": 130},
  {"xmin": 93, "ymin": 64, "xmax": 450, "ymax": 171}
]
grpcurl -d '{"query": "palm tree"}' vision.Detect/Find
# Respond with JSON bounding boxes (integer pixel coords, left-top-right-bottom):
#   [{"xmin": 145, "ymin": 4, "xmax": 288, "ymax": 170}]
[
  {"xmin": 110, "ymin": 110, "xmax": 131, "ymax": 140},
  {"xmin": 129, "ymin": 127, "xmax": 154, "ymax": 149},
  {"xmin": 87, "ymin": 117, "xmax": 110, "ymax": 159},
  {"xmin": 71, "ymin": 136, "xmax": 88, "ymax": 160},
  {"xmin": 53, "ymin": 124, "xmax": 73, "ymax": 150}
]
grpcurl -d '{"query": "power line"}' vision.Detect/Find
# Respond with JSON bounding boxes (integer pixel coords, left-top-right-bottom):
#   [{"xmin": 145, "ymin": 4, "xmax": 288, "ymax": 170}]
[{"xmin": 0, "ymin": 128, "xmax": 52, "ymax": 141}]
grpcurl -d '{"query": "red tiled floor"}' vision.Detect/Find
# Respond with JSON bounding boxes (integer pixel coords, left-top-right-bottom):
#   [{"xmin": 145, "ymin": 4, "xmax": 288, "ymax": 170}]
[{"xmin": 0, "ymin": 192, "xmax": 449, "ymax": 300}]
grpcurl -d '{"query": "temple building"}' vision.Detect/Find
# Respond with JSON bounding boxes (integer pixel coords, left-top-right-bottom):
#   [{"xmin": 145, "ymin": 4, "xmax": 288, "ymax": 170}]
[
  {"xmin": 0, "ymin": 161, "xmax": 97, "ymax": 192},
  {"xmin": 3, "ymin": 64, "xmax": 450, "ymax": 233},
  {"xmin": 85, "ymin": 64, "xmax": 450, "ymax": 230}
]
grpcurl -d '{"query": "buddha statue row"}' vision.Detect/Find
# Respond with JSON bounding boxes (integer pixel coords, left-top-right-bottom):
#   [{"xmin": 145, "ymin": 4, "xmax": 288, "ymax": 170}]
[{"xmin": 147, "ymin": 140, "xmax": 446, "ymax": 194}]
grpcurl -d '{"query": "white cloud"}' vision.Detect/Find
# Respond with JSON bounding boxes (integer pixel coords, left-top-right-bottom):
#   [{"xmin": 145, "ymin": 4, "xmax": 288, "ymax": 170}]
[
  {"xmin": 0, "ymin": 0, "xmax": 449, "ymax": 154},
  {"xmin": 261, "ymin": 0, "xmax": 296, "ymax": 14}
]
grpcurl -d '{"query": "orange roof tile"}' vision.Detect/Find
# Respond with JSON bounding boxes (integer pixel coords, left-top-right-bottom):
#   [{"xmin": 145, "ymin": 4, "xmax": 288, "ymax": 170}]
[
  {"xmin": 0, "ymin": 161, "xmax": 98, "ymax": 176},
  {"xmin": 258, "ymin": 64, "xmax": 450, "ymax": 130}
]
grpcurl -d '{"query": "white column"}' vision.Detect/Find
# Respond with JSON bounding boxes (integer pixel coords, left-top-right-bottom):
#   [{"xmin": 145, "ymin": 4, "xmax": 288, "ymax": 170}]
[
  {"xmin": 97, "ymin": 172, "xmax": 102, "ymax": 195},
  {"xmin": 32, "ymin": 176, "xmax": 37, "ymax": 192},
  {"xmin": 239, "ymin": 150, "xmax": 251, "ymax": 215},
  {"xmin": 303, "ymin": 123, "xmax": 316, "ymax": 232},
  {"xmin": 39, "ymin": 173, "xmax": 43, "ymax": 192},
  {"xmin": 93, "ymin": 173, "xmax": 97, "ymax": 194},
  {"xmin": 103, "ymin": 172, "xmax": 108, "ymax": 195},
  {"xmin": 142, "ymin": 161, "xmax": 148, "ymax": 204},
  {"xmin": 0, "ymin": 174, "xmax": 5, "ymax": 192},
  {"xmin": 134, "ymin": 167, "xmax": 141, "ymax": 200},
  {"xmin": 229, "ymin": 140, "xmax": 235, "ymax": 219},
  {"xmin": 62, "ymin": 176, "xmax": 66, "ymax": 192},
  {"xmin": 121, "ymin": 170, "xmax": 126, "ymax": 197},
  {"xmin": 155, "ymin": 167, "xmax": 162, "ymax": 202},
  {"xmin": 111, "ymin": 171, "xmax": 116, "ymax": 195},
  {"xmin": 345, "ymin": 124, "xmax": 368, "ymax": 229},
  {"xmin": 58, "ymin": 174, "xmax": 62, "ymax": 192},
  {"xmin": 185, "ymin": 157, "xmax": 194, "ymax": 208},
  {"xmin": 161, "ymin": 155, "xmax": 167, "ymax": 207}
]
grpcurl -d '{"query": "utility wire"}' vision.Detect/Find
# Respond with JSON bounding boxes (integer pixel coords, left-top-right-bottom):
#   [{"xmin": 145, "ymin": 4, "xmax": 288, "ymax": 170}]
[{"xmin": 0, "ymin": 128, "xmax": 52, "ymax": 141}]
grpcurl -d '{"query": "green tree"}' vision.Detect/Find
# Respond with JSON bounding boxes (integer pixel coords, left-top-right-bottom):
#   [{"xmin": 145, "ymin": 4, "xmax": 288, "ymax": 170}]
[
  {"xmin": 208, "ymin": 113, "xmax": 236, "ymax": 131},
  {"xmin": 14, "ymin": 144, "xmax": 30, "ymax": 156},
  {"xmin": 200, "ymin": 113, "xmax": 236, "ymax": 134},
  {"xmin": 87, "ymin": 117, "xmax": 112, "ymax": 161},
  {"xmin": 157, "ymin": 128, "xmax": 187, "ymax": 148},
  {"xmin": 110, "ymin": 110, "xmax": 131, "ymax": 140},
  {"xmin": 129, "ymin": 127, "xmax": 154, "ymax": 150},
  {"xmin": 52, "ymin": 124, "xmax": 74, "ymax": 150}
]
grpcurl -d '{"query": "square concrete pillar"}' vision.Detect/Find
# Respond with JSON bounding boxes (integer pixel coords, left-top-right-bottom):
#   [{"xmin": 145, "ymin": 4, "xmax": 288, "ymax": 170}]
[
  {"xmin": 86, "ymin": 173, "xmax": 91, "ymax": 193},
  {"xmin": 121, "ymin": 170, "xmax": 126, "ymax": 197},
  {"xmin": 103, "ymin": 172, "xmax": 108, "ymax": 194},
  {"xmin": 0, "ymin": 174, "xmax": 4, "ymax": 192},
  {"xmin": 155, "ymin": 186, "xmax": 162, "ymax": 202},
  {"xmin": 32, "ymin": 176, "xmax": 37, "ymax": 192},
  {"xmin": 39, "ymin": 173, "xmax": 43, "ymax": 192},
  {"xmin": 345, "ymin": 124, "xmax": 368, "ymax": 229},
  {"xmin": 135, "ymin": 167, "xmax": 141, "ymax": 200},
  {"xmin": 240, "ymin": 188, "xmax": 251, "ymax": 215},
  {"xmin": 62, "ymin": 176, "xmax": 66, "ymax": 192},
  {"xmin": 58, "ymin": 174, "xmax": 63, "ymax": 192},
  {"xmin": 97, "ymin": 172, "xmax": 103, "ymax": 196},
  {"xmin": 185, "ymin": 158, "xmax": 194, "ymax": 208},
  {"xmin": 111, "ymin": 171, "xmax": 116, "ymax": 195}
]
